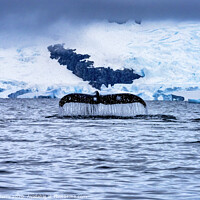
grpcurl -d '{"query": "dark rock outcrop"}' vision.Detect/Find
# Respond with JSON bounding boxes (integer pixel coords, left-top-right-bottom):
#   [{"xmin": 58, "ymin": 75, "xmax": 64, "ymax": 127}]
[
  {"xmin": 48, "ymin": 44, "xmax": 142, "ymax": 90},
  {"xmin": 135, "ymin": 19, "xmax": 142, "ymax": 24},
  {"xmin": 171, "ymin": 94, "xmax": 184, "ymax": 101}
]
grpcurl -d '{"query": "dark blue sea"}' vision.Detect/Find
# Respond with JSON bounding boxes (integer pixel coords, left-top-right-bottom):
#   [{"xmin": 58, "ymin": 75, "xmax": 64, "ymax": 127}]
[{"xmin": 0, "ymin": 99, "xmax": 200, "ymax": 200}]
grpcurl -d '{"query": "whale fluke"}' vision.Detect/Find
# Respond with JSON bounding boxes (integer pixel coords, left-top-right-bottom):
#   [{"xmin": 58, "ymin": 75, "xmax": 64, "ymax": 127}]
[
  {"xmin": 59, "ymin": 91, "xmax": 146, "ymax": 108},
  {"xmin": 59, "ymin": 91, "xmax": 147, "ymax": 117}
]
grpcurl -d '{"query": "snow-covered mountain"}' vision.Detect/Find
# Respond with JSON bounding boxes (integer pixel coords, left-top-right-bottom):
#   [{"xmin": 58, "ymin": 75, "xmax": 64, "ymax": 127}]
[{"xmin": 1, "ymin": 21, "xmax": 200, "ymax": 100}]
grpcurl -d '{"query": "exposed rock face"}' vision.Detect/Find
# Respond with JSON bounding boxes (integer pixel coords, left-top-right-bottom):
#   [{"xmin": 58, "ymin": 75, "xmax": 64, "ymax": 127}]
[
  {"xmin": 171, "ymin": 94, "xmax": 184, "ymax": 101},
  {"xmin": 135, "ymin": 19, "xmax": 142, "ymax": 25},
  {"xmin": 48, "ymin": 44, "xmax": 142, "ymax": 90}
]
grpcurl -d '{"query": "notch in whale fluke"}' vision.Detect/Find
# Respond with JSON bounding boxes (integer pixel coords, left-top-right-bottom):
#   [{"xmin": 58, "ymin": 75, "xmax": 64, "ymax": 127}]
[{"xmin": 59, "ymin": 91, "xmax": 146, "ymax": 108}]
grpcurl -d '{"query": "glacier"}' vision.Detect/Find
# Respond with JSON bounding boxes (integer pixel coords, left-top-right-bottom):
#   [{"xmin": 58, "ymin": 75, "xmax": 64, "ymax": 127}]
[{"xmin": 1, "ymin": 21, "xmax": 200, "ymax": 100}]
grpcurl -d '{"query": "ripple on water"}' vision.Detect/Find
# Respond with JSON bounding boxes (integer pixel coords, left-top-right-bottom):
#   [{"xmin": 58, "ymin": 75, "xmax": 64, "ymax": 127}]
[{"xmin": 0, "ymin": 99, "xmax": 200, "ymax": 199}]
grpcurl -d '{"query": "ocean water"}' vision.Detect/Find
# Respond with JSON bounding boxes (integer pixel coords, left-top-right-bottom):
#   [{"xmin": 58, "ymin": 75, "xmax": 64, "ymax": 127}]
[{"xmin": 0, "ymin": 99, "xmax": 200, "ymax": 200}]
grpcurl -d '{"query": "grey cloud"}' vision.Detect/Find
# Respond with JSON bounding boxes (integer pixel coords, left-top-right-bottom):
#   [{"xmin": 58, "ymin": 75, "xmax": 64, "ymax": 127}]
[
  {"xmin": 1, "ymin": 0, "xmax": 200, "ymax": 26},
  {"xmin": 0, "ymin": 0, "xmax": 200, "ymax": 44}
]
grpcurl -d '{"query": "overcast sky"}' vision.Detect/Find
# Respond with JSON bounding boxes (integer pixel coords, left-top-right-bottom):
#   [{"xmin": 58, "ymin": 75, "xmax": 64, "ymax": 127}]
[
  {"xmin": 1, "ymin": 0, "xmax": 200, "ymax": 47},
  {"xmin": 1, "ymin": 0, "xmax": 200, "ymax": 27}
]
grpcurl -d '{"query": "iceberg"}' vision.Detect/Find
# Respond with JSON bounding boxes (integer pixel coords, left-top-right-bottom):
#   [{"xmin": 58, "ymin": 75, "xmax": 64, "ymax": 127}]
[{"xmin": 188, "ymin": 99, "xmax": 200, "ymax": 104}]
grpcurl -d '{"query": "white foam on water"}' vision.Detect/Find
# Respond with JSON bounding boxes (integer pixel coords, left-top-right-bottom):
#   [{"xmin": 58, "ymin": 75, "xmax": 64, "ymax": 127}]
[{"xmin": 59, "ymin": 103, "xmax": 147, "ymax": 117}]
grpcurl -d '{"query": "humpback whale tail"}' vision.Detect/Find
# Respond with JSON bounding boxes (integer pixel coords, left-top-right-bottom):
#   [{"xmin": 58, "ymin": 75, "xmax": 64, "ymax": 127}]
[{"xmin": 59, "ymin": 91, "xmax": 147, "ymax": 117}]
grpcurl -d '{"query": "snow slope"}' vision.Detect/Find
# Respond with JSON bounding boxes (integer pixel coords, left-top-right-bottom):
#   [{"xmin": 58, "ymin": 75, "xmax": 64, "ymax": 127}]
[
  {"xmin": 0, "ymin": 47, "xmax": 94, "ymax": 98},
  {"xmin": 0, "ymin": 21, "xmax": 200, "ymax": 100}
]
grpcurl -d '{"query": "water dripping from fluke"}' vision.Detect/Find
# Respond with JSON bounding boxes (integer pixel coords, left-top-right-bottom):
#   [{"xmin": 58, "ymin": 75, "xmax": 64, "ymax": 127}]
[{"xmin": 58, "ymin": 91, "xmax": 147, "ymax": 118}]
